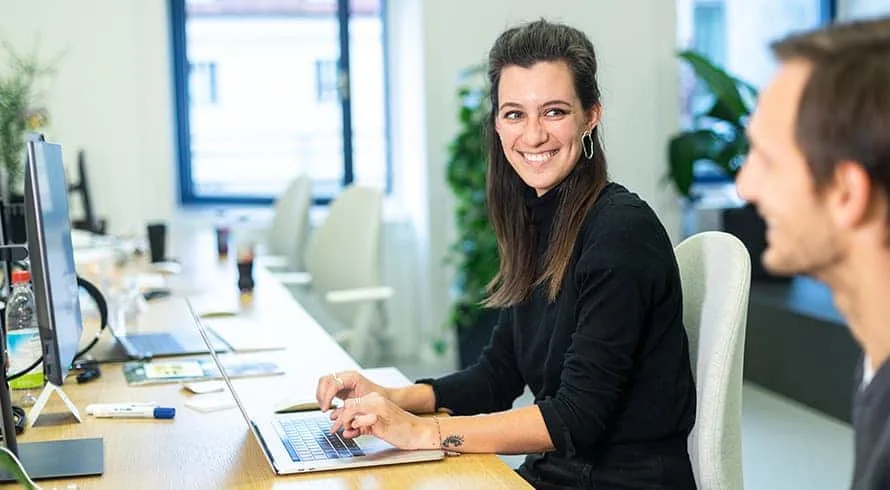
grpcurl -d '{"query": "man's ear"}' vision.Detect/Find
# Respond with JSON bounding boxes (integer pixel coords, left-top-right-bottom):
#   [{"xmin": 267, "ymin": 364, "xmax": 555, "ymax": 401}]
[{"xmin": 831, "ymin": 160, "xmax": 873, "ymax": 229}]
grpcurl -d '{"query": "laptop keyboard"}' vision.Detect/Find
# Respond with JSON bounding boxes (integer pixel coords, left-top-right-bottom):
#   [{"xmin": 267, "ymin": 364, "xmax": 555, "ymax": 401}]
[{"xmin": 277, "ymin": 415, "xmax": 365, "ymax": 462}]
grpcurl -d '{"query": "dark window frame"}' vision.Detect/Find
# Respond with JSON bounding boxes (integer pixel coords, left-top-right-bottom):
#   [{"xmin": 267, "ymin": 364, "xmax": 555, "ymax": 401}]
[{"xmin": 169, "ymin": 0, "xmax": 392, "ymax": 206}]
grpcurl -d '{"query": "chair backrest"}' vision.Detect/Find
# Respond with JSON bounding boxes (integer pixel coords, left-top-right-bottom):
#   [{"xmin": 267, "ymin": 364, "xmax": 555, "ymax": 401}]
[
  {"xmin": 267, "ymin": 175, "xmax": 312, "ymax": 270},
  {"xmin": 674, "ymin": 231, "xmax": 751, "ymax": 490},
  {"xmin": 304, "ymin": 185, "xmax": 383, "ymax": 325}
]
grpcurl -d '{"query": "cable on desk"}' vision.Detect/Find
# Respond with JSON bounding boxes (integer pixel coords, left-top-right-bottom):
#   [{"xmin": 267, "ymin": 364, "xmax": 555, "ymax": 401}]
[
  {"xmin": 0, "ymin": 406, "xmax": 27, "ymax": 437},
  {"xmin": 6, "ymin": 276, "xmax": 107, "ymax": 382}
]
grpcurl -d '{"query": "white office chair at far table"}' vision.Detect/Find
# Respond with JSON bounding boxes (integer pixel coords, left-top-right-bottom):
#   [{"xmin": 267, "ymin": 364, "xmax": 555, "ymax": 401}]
[
  {"xmin": 260, "ymin": 174, "xmax": 312, "ymax": 271},
  {"xmin": 277, "ymin": 185, "xmax": 392, "ymax": 365}
]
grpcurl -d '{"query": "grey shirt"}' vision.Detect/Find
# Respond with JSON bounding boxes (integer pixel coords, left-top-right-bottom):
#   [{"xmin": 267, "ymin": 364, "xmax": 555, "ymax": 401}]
[{"xmin": 852, "ymin": 357, "xmax": 890, "ymax": 489}]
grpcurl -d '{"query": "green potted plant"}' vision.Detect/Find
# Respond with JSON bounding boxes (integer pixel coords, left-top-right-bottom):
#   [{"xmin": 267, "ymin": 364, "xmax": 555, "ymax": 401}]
[
  {"xmin": 0, "ymin": 43, "xmax": 54, "ymax": 193},
  {"xmin": 667, "ymin": 50, "xmax": 756, "ymax": 199},
  {"xmin": 667, "ymin": 50, "xmax": 777, "ymax": 279},
  {"xmin": 442, "ymin": 65, "xmax": 501, "ymax": 368}
]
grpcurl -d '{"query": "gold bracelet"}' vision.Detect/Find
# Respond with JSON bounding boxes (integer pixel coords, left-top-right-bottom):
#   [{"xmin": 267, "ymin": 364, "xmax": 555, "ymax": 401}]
[{"xmin": 432, "ymin": 416, "xmax": 460, "ymax": 456}]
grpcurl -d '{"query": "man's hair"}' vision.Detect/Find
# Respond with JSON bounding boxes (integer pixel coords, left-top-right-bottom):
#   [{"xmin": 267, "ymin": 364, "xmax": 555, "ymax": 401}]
[{"xmin": 770, "ymin": 17, "xmax": 890, "ymax": 196}]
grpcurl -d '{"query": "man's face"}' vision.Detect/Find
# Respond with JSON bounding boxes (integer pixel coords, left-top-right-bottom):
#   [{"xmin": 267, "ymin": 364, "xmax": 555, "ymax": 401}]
[{"xmin": 736, "ymin": 60, "xmax": 841, "ymax": 277}]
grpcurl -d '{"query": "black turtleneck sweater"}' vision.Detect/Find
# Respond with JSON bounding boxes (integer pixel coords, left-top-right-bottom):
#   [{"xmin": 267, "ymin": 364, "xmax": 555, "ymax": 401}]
[{"xmin": 420, "ymin": 182, "xmax": 696, "ymax": 489}]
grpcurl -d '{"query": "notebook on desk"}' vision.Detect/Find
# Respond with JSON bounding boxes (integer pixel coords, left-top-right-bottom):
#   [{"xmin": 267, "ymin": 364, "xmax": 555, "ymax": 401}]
[{"xmin": 187, "ymin": 298, "xmax": 445, "ymax": 475}]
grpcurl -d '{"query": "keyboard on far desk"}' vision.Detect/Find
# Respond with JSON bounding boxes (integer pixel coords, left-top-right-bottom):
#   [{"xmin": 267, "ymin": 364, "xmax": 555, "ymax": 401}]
[{"xmin": 126, "ymin": 333, "xmax": 185, "ymax": 354}]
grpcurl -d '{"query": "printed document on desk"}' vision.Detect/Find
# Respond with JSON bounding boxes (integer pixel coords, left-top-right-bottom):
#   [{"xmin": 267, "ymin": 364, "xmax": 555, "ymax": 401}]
[
  {"xmin": 187, "ymin": 292, "xmax": 241, "ymax": 318},
  {"xmin": 123, "ymin": 355, "xmax": 284, "ymax": 385}
]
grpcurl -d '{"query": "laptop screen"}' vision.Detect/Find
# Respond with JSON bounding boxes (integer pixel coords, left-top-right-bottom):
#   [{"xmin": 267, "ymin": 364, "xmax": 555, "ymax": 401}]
[{"xmin": 185, "ymin": 298, "xmax": 262, "ymax": 431}]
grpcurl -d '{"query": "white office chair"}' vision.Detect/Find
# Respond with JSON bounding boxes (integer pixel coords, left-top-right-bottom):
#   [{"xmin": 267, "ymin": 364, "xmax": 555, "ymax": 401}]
[
  {"xmin": 263, "ymin": 175, "xmax": 312, "ymax": 271},
  {"xmin": 280, "ymin": 185, "xmax": 392, "ymax": 365},
  {"xmin": 674, "ymin": 231, "xmax": 751, "ymax": 490}
]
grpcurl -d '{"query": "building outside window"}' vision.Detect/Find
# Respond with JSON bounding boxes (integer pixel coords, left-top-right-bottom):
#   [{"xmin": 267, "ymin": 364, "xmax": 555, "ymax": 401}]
[{"xmin": 171, "ymin": 0, "xmax": 389, "ymax": 204}]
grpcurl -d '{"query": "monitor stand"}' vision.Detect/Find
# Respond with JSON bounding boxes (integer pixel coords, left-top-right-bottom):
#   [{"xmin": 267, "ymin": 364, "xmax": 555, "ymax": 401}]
[
  {"xmin": 27, "ymin": 382, "xmax": 82, "ymax": 429},
  {"xmin": 0, "ymin": 382, "xmax": 104, "ymax": 482},
  {"xmin": 0, "ymin": 244, "xmax": 103, "ymax": 482},
  {"xmin": 0, "ymin": 438, "xmax": 104, "ymax": 482}
]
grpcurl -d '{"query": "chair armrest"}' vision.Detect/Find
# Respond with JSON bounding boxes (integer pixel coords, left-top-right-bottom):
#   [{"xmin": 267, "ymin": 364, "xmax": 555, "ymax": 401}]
[
  {"xmin": 258, "ymin": 254, "xmax": 291, "ymax": 268},
  {"xmin": 272, "ymin": 271, "xmax": 312, "ymax": 285},
  {"xmin": 325, "ymin": 286, "xmax": 394, "ymax": 304}
]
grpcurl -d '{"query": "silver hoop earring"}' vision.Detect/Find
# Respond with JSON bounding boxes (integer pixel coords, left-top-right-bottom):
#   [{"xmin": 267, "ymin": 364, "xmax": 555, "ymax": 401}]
[{"xmin": 580, "ymin": 129, "xmax": 595, "ymax": 160}]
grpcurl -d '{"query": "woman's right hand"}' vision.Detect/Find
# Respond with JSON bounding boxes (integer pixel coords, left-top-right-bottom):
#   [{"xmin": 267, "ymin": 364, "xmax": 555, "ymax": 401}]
[{"xmin": 315, "ymin": 371, "xmax": 389, "ymax": 411}]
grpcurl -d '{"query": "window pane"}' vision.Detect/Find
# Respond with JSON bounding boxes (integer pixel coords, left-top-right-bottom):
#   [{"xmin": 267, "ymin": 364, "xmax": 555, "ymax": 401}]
[
  {"xmin": 843, "ymin": 0, "xmax": 890, "ymax": 20},
  {"xmin": 723, "ymin": 0, "xmax": 825, "ymax": 87},
  {"xmin": 349, "ymin": 0, "xmax": 387, "ymax": 191},
  {"xmin": 679, "ymin": 0, "xmax": 828, "ymax": 187},
  {"xmin": 185, "ymin": 0, "xmax": 346, "ymax": 199}
]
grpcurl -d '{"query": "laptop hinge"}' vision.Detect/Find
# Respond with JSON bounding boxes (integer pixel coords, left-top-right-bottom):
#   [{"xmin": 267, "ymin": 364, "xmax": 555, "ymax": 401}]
[{"xmin": 250, "ymin": 420, "xmax": 280, "ymax": 471}]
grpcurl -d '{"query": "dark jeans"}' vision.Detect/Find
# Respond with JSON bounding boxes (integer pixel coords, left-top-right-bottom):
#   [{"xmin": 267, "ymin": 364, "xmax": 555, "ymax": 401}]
[{"xmin": 516, "ymin": 446, "xmax": 696, "ymax": 490}]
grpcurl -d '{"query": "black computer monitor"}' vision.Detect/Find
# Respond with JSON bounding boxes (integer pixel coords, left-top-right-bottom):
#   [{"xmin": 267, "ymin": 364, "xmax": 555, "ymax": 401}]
[
  {"xmin": 23, "ymin": 137, "xmax": 84, "ymax": 386},
  {"xmin": 69, "ymin": 149, "xmax": 105, "ymax": 235}
]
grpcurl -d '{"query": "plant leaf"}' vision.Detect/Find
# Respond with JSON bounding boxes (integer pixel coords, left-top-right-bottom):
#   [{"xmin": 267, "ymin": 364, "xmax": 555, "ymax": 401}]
[
  {"xmin": 0, "ymin": 447, "xmax": 39, "ymax": 489},
  {"xmin": 668, "ymin": 129, "xmax": 724, "ymax": 198},
  {"xmin": 704, "ymin": 99, "xmax": 744, "ymax": 130},
  {"xmin": 679, "ymin": 50, "xmax": 748, "ymax": 121}
]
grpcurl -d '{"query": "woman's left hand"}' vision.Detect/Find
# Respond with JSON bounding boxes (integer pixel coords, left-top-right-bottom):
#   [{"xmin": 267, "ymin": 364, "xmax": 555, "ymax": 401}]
[{"xmin": 329, "ymin": 392, "xmax": 438, "ymax": 450}]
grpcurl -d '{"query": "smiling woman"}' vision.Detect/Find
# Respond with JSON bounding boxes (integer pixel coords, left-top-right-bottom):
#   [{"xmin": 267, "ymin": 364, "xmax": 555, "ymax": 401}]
[{"xmin": 314, "ymin": 19, "xmax": 698, "ymax": 490}]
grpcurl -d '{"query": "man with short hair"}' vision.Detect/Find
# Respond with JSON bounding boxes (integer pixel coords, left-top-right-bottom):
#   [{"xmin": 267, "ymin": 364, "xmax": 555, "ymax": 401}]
[{"xmin": 736, "ymin": 16, "xmax": 890, "ymax": 489}]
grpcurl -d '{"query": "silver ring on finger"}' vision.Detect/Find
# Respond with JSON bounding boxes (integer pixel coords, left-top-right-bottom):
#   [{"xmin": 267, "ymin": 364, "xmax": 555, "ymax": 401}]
[{"xmin": 332, "ymin": 372, "xmax": 345, "ymax": 389}]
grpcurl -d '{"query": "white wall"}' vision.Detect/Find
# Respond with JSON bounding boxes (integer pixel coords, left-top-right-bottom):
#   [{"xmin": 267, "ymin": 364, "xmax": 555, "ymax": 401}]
[
  {"xmin": 390, "ymin": 0, "xmax": 681, "ymax": 355},
  {"xmin": 0, "ymin": 0, "xmax": 175, "ymax": 235},
  {"xmin": 1, "ymin": 0, "xmax": 680, "ymax": 360}
]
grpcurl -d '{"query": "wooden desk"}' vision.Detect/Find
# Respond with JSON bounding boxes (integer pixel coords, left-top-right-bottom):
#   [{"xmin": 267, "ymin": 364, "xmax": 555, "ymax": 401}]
[{"xmin": 3, "ymin": 230, "xmax": 529, "ymax": 489}]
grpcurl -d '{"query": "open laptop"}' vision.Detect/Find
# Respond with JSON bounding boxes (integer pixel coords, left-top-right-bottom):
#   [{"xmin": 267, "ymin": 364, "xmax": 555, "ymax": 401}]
[
  {"xmin": 187, "ymin": 298, "xmax": 445, "ymax": 475},
  {"xmin": 106, "ymin": 305, "xmax": 229, "ymax": 361}
]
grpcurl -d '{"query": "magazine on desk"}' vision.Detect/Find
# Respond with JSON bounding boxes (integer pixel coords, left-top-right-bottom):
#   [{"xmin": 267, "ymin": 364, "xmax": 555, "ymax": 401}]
[{"xmin": 123, "ymin": 356, "xmax": 284, "ymax": 385}]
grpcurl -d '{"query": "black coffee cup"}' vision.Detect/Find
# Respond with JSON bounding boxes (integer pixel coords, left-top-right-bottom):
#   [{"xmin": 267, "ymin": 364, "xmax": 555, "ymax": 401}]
[
  {"xmin": 146, "ymin": 222, "xmax": 167, "ymax": 263},
  {"xmin": 215, "ymin": 226, "xmax": 230, "ymax": 258},
  {"xmin": 237, "ymin": 260, "xmax": 254, "ymax": 293}
]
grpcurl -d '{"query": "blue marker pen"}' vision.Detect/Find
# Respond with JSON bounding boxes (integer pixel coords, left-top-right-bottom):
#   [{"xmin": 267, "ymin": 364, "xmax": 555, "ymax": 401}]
[{"xmin": 92, "ymin": 406, "xmax": 175, "ymax": 419}]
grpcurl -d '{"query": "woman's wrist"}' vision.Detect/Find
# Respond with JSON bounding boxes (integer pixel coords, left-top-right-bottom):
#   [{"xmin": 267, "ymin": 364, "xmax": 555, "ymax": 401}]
[
  {"xmin": 384, "ymin": 385, "xmax": 401, "ymax": 406},
  {"xmin": 414, "ymin": 416, "xmax": 441, "ymax": 451},
  {"xmin": 388, "ymin": 384, "xmax": 436, "ymax": 413}
]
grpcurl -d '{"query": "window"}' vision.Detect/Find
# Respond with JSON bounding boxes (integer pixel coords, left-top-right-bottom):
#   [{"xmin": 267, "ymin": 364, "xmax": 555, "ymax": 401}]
[
  {"xmin": 189, "ymin": 62, "xmax": 218, "ymax": 105},
  {"xmin": 843, "ymin": 0, "xmax": 890, "ymax": 20},
  {"xmin": 170, "ymin": 0, "xmax": 390, "ymax": 204},
  {"xmin": 679, "ymin": 0, "xmax": 836, "ymax": 185},
  {"xmin": 315, "ymin": 59, "xmax": 339, "ymax": 103}
]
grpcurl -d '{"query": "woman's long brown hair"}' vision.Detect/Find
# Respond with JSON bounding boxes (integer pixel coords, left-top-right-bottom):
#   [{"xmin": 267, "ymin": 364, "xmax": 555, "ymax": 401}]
[{"xmin": 484, "ymin": 20, "xmax": 609, "ymax": 307}]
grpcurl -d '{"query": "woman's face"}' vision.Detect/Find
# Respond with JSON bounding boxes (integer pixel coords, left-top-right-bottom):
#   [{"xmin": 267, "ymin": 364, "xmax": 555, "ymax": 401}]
[{"xmin": 495, "ymin": 60, "xmax": 599, "ymax": 197}]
